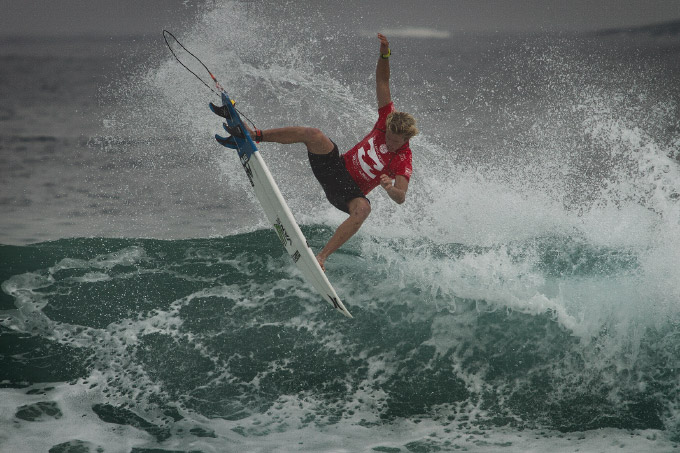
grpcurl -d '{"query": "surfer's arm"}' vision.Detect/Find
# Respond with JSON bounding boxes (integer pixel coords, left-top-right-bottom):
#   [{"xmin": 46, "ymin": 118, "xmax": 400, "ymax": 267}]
[
  {"xmin": 376, "ymin": 33, "xmax": 391, "ymax": 109},
  {"xmin": 380, "ymin": 174, "xmax": 408, "ymax": 204}
]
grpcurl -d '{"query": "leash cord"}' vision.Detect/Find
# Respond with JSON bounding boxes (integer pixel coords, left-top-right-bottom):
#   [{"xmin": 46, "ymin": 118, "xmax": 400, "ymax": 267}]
[{"xmin": 162, "ymin": 30, "xmax": 257, "ymax": 128}]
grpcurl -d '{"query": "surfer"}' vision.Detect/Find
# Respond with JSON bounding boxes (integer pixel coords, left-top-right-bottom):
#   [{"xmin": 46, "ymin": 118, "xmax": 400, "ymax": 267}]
[{"xmin": 248, "ymin": 33, "xmax": 417, "ymax": 271}]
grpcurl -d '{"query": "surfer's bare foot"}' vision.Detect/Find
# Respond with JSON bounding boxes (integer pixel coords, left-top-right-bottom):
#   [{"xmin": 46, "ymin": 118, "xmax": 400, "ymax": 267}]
[
  {"xmin": 316, "ymin": 254, "xmax": 326, "ymax": 272},
  {"xmin": 242, "ymin": 122, "xmax": 255, "ymax": 137}
]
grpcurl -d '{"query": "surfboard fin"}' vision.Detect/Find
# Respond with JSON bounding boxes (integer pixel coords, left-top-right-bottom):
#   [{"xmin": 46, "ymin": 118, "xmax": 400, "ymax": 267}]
[
  {"xmin": 215, "ymin": 123, "xmax": 248, "ymax": 149},
  {"xmin": 209, "ymin": 102, "xmax": 232, "ymax": 120},
  {"xmin": 215, "ymin": 134, "xmax": 238, "ymax": 149},
  {"xmin": 223, "ymin": 123, "xmax": 246, "ymax": 139}
]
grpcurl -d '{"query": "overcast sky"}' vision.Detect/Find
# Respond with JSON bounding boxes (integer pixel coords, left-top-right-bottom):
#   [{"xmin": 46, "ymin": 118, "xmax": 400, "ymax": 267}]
[{"xmin": 1, "ymin": 0, "xmax": 679, "ymax": 37}]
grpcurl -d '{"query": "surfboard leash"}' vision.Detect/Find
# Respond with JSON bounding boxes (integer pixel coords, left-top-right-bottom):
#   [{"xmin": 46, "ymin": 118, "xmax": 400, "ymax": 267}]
[{"xmin": 162, "ymin": 30, "xmax": 257, "ymax": 129}]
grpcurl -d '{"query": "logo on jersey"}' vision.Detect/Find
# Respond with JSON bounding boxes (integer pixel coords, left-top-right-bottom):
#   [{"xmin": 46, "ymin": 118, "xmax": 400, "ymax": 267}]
[{"xmin": 356, "ymin": 137, "xmax": 384, "ymax": 179}]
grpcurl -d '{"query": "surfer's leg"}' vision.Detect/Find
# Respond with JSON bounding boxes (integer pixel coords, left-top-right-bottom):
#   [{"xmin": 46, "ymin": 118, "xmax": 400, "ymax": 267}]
[
  {"xmin": 257, "ymin": 127, "xmax": 335, "ymax": 155},
  {"xmin": 316, "ymin": 197, "xmax": 371, "ymax": 270}
]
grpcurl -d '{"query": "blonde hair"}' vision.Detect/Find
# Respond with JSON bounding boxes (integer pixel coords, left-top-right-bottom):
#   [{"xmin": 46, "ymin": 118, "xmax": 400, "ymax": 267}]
[{"xmin": 386, "ymin": 111, "xmax": 419, "ymax": 140}]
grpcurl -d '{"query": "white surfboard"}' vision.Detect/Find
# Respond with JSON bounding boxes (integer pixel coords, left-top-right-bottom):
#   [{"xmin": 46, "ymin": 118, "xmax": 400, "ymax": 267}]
[{"xmin": 212, "ymin": 93, "xmax": 352, "ymax": 318}]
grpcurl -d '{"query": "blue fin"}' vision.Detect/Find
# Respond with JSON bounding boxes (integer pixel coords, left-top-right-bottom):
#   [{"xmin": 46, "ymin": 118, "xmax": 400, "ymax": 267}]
[
  {"xmin": 210, "ymin": 91, "xmax": 258, "ymax": 159},
  {"xmin": 215, "ymin": 134, "xmax": 237, "ymax": 149},
  {"xmin": 209, "ymin": 102, "xmax": 231, "ymax": 120},
  {"xmin": 223, "ymin": 122, "xmax": 245, "ymax": 138}
]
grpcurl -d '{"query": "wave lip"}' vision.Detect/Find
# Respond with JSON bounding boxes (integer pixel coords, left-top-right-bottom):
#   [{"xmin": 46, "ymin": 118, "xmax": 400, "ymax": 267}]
[{"xmin": 362, "ymin": 27, "xmax": 451, "ymax": 39}]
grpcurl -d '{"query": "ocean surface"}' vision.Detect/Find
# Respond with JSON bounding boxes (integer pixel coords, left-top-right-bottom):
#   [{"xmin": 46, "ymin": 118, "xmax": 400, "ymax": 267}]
[{"xmin": 2, "ymin": 2, "xmax": 680, "ymax": 452}]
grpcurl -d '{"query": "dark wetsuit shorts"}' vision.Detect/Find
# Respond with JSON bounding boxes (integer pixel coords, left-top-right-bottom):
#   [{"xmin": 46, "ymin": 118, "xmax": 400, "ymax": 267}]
[{"xmin": 308, "ymin": 142, "xmax": 368, "ymax": 214}]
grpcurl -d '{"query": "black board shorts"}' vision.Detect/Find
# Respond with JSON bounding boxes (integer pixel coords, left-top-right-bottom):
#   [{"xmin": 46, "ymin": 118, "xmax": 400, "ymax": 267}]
[{"xmin": 308, "ymin": 143, "xmax": 368, "ymax": 214}]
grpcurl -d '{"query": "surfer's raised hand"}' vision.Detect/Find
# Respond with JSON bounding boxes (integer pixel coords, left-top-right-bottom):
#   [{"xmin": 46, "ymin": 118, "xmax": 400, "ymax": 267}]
[
  {"xmin": 377, "ymin": 33, "xmax": 389, "ymax": 55},
  {"xmin": 376, "ymin": 33, "xmax": 392, "ymax": 108}
]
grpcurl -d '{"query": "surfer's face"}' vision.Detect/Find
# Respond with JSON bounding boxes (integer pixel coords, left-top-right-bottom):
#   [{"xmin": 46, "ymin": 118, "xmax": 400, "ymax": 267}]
[{"xmin": 385, "ymin": 131, "xmax": 407, "ymax": 153}]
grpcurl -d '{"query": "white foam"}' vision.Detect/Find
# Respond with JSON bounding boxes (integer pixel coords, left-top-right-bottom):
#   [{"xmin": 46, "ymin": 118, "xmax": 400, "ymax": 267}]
[
  {"xmin": 0, "ymin": 382, "xmax": 150, "ymax": 453},
  {"xmin": 1, "ymin": 378, "xmax": 675, "ymax": 453}
]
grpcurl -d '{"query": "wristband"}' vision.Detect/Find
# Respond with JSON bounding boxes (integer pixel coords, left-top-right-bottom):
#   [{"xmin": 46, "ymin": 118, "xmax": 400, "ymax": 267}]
[
  {"xmin": 254, "ymin": 129, "xmax": 263, "ymax": 143},
  {"xmin": 381, "ymin": 48, "xmax": 391, "ymax": 59}
]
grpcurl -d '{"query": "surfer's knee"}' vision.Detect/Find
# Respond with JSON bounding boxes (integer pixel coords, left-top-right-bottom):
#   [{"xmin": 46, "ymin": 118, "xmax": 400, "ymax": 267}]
[
  {"xmin": 348, "ymin": 197, "xmax": 371, "ymax": 221},
  {"xmin": 304, "ymin": 128, "xmax": 334, "ymax": 155},
  {"xmin": 303, "ymin": 127, "xmax": 325, "ymax": 141}
]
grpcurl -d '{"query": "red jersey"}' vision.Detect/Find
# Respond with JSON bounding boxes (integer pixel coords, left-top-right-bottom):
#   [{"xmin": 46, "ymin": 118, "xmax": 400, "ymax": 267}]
[{"xmin": 343, "ymin": 102, "xmax": 413, "ymax": 195}]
